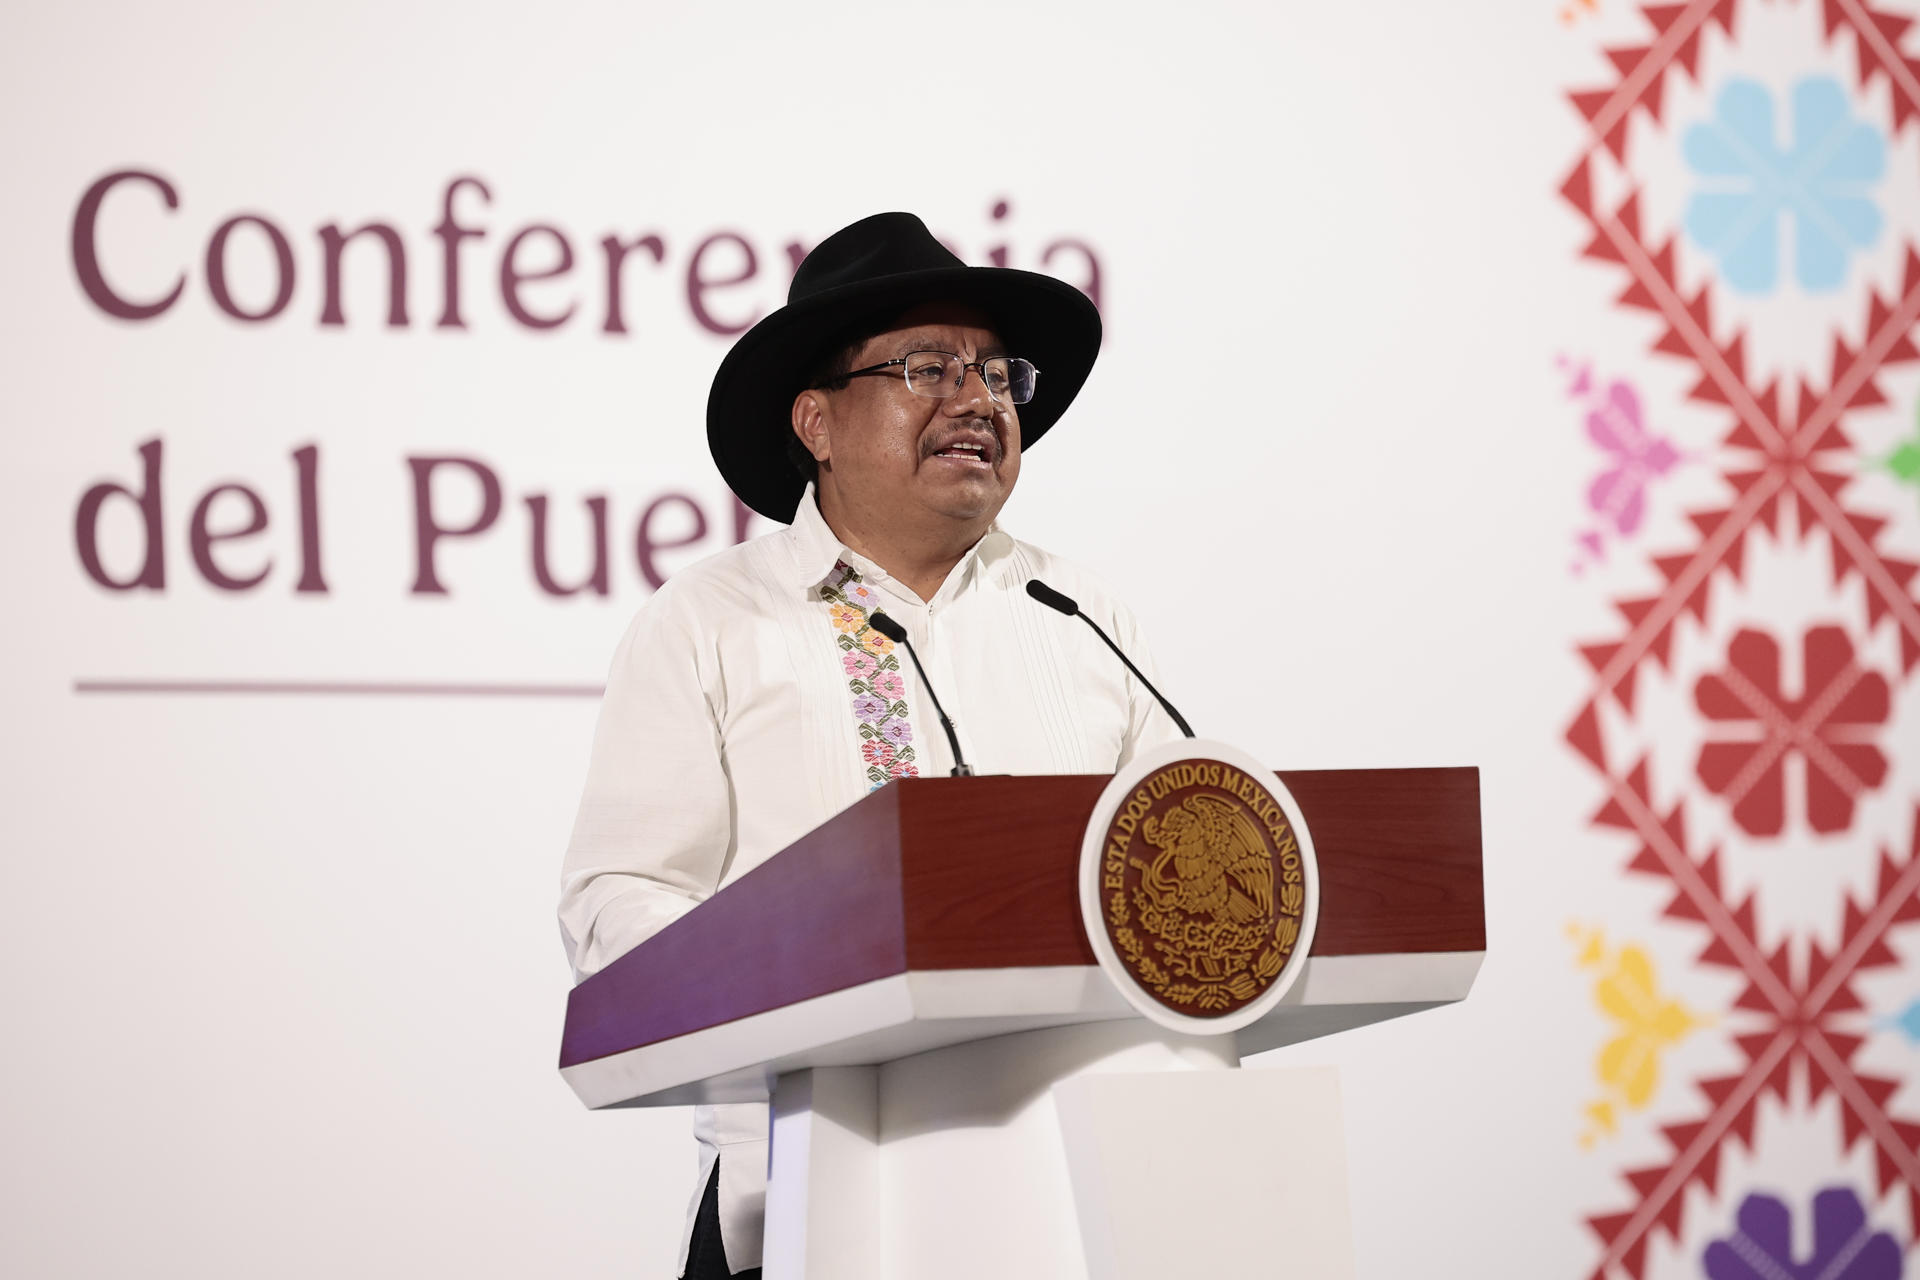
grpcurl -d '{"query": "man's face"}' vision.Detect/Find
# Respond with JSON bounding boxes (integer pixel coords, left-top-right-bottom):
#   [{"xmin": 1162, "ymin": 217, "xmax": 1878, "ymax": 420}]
[{"xmin": 801, "ymin": 301, "xmax": 1022, "ymax": 532}]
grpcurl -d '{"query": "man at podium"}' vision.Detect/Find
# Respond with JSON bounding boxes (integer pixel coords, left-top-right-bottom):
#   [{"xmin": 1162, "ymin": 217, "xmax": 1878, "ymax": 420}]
[{"xmin": 559, "ymin": 212, "xmax": 1183, "ymax": 1279}]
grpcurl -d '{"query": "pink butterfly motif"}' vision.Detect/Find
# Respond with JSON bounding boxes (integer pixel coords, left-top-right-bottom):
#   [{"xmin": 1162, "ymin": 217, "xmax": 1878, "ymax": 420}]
[{"xmin": 1585, "ymin": 380, "xmax": 1680, "ymax": 537}]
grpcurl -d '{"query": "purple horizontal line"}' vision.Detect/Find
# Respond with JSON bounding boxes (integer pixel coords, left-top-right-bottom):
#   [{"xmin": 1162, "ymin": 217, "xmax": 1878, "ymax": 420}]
[{"xmin": 74, "ymin": 679, "xmax": 607, "ymax": 697}]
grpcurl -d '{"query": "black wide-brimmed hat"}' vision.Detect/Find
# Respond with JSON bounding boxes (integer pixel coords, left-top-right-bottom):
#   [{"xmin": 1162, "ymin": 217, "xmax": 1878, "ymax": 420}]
[{"xmin": 706, "ymin": 211, "xmax": 1103, "ymax": 522}]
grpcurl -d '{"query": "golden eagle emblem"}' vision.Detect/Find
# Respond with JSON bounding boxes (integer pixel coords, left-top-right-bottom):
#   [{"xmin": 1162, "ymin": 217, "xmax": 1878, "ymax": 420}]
[
  {"xmin": 1141, "ymin": 795, "xmax": 1275, "ymax": 927},
  {"xmin": 1097, "ymin": 759, "xmax": 1307, "ymax": 1015}
]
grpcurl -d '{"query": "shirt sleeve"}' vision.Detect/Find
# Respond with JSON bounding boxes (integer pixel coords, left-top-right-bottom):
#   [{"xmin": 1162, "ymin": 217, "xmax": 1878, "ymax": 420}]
[{"xmin": 558, "ymin": 586, "xmax": 735, "ymax": 980}]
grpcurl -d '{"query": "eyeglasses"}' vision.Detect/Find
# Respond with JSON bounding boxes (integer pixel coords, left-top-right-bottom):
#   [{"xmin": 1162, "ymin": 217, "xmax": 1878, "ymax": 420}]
[{"xmin": 824, "ymin": 351, "xmax": 1040, "ymax": 405}]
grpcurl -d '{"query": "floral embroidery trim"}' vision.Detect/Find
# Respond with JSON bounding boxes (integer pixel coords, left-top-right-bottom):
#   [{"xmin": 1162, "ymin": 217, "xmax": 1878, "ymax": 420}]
[{"xmin": 821, "ymin": 561, "xmax": 920, "ymax": 790}]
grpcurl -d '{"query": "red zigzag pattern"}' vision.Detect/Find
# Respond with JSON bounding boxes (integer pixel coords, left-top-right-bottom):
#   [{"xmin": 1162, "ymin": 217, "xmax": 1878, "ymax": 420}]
[{"xmin": 1561, "ymin": 1, "xmax": 1920, "ymax": 1276}]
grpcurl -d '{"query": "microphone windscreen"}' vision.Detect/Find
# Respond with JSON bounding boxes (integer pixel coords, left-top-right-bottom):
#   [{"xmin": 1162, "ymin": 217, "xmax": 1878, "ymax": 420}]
[
  {"xmin": 867, "ymin": 610, "xmax": 908, "ymax": 643},
  {"xmin": 1024, "ymin": 578, "xmax": 1079, "ymax": 616}
]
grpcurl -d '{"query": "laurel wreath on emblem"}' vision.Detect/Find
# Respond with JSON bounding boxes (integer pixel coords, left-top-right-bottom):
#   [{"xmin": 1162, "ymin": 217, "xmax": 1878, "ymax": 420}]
[{"xmin": 1106, "ymin": 793, "xmax": 1305, "ymax": 1012}]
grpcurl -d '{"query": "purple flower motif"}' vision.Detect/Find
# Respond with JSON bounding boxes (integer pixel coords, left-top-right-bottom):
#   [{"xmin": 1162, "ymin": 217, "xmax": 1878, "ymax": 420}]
[
  {"xmin": 844, "ymin": 581, "xmax": 881, "ymax": 611},
  {"xmin": 871, "ymin": 670, "xmax": 905, "ymax": 700},
  {"xmin": 842, "ymin": 650, "xmax": 878, "ymax": 679},
  {"xmin": 851, "ymin": 693, "xmax": 888, "ymax": 724},
  {"xmin": 1704, "ymin": 1188, "xmax": 1900, "ymax": 1280},
  {"xmin": 882, "ymin": 719, "xmax": 913, "ymax": 745}
]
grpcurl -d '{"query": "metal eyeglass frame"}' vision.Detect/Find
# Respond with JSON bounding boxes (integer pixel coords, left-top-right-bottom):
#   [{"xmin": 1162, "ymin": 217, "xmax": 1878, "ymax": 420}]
[{"xmin": 819, "ymin": 351, "xmax": 1040, "ymax": 405}]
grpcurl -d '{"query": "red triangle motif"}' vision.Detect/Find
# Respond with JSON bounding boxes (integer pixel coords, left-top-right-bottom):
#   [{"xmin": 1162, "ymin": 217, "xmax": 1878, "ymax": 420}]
[
  {"xmin": 1643, "ymin": 60, "xmax": 1668, "ymax": 121},
  {"xmin": 1619, "ymin": 278, "xmax": 1659, "ymax": 312},
  {"xmin": 1661, "ymin": 1119, "xmax": 1705, "ymax": 1151},
  {"xmin": 1616, "ymin": 192, "xmax": 1643, "ymax": 242},
  {"xmin": 1571, "ymin": 89, "xmax": 1613, "ymax": 124},
  {"xmin": 1723, "ymin": 525, "xmax": 1747, "ymax": 581},
  {"xmin": 1562, "ymin": 160, "xmax": 1595, "ymax": 214},
  {"xmin": 1581, "ymin": 641, "xmax": 1622, "ymax": 676},
  {"xmin": 1584, "ymin": 230, "xmax": 1626, "ymax": 265},
  {"xmin": 1688, "ymin": 369, "xmax": 1732, "ymax": 406},
  {"xmin": 1808, "ymin": 418, "xmax": 1852, "ymax": 452},
  {"xmin": 1674, "ymin": 25, "xmax": 1703, "ymax": 78},
  {"xmin": 1640, "ymin": 3, "xmax": 1687, "ymax": 35},
  {"xmin": 1648, "ymin": 238, "xmax": 1677, "ymax": 283},
  {"xmin": 1849, "ymin": 513, "xmax": 1889, "ymax": 544},
  {"xmin": 1686, "ymin": 287, "xmax": 1712, "ymax": 333},
  {"xmin": 1593, "ymin": 796, "xmax": 1633, "ymax": 829},
  {"xmin": 1698, "ymin": 1074, "xmax": 1740, "ymax": 1107},
  {"xmin": 1873, "ymin": 9, "xmax": 1915, "ymax": 43},
  {"xmin": 1721, "ymin": 334, "xmax": 1747, "ymax": 383},
  {"xmin": 1616, "ymin": 597, "xmax": 1659, "ymax": 628},
  {"xmin": 1823, "ymin": 1031, "xmax": 1865, "ymax": 1062},
  {"xmin": 1627, "ymin": 758, "xmax": 1652, "ymax": 800},
  {"xmin": 1860, "ymin": 1075, "xmax": 1900, "ymax": 1108},
  {"xmin": 1690, "ymin": 510, "xmax": 1728, "ymax": 539},
  {"xmin": 1588, "ymin": 1210, "xmax": 1633, "ymax": 1246},
  {"xmin": 1607, "ymin": 46, "xmax": 1652, "ymax": 78},
  {"xmin": 1567, "ymin": 704, "xmax": 1607, "ymax": 768},
  {"xmin": 1648, "ymin": 622, "xmax": 1675, "ymax": 667},
  {"xmin": 1698, "ymin": 847, "xmax": 1722, "ymax": 896},
  {"xmin": 1860, "ymin": 39, "xmax": 1888, "ymax": 94}
]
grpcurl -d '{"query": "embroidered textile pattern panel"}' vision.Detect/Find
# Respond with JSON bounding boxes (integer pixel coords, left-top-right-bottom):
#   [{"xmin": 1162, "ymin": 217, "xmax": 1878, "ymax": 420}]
[
  {"xmin": 1562, "ymin": 1, "xmax": 1920, "ymax": 1274},
  {"xmin": 821, "ymin": 561, "xmax": 921, "ymax": 790}
]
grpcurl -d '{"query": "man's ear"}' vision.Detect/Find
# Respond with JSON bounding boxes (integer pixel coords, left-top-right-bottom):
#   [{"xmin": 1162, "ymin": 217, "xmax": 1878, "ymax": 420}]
[{"xmin": 792, "ymin": 390, "xmax": 831, "ymax": 464}]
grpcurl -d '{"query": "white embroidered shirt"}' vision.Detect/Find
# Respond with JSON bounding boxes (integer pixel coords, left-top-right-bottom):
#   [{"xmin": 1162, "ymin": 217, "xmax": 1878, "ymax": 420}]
[{"xmin": 558, "ymin": 484, "xmax": 1182, "ymax": 1272}]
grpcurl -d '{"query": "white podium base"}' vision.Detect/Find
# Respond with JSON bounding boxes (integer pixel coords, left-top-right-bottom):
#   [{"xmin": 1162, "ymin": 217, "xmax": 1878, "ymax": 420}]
[{"xmin": 762, "ymin": 1021, "xmax": 1354, "ymax": 1280}]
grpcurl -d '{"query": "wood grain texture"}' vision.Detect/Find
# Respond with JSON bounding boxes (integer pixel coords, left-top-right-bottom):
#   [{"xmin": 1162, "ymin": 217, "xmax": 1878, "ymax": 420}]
[
  {"xmin": 1284, "ymin": 766, "xmax": 1485, "ymax": 957},
  {"xmin": 560, "ymin": 766, "xmax": 1483, "ymax": 1066},
  {"xmin": 896, "ymin": 767, "xmax": 1484, "ymax": 968},
  {"xmin": 559, "ymin": 786, "xmax": 908, "ymax": 1069}
]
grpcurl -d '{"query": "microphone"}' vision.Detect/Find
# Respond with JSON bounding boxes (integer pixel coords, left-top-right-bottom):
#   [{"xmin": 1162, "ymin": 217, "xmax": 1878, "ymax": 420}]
[
  {"xmin": 867, "ymin": 611, "xmax": 975, "ymax": 776},
  {"xmin": 1024, "ymin": 578, "xmax": 1196, "ymax": 739}
]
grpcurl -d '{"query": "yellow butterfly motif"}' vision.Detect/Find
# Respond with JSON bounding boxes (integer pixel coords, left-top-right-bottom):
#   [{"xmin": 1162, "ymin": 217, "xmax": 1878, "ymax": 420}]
[{"xmin": 1569, "ymin": 925, "xmax": 1709, "ymax": 1147}]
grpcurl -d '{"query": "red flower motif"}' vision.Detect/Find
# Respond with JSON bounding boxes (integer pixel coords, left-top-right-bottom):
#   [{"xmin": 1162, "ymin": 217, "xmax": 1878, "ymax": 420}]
[
  {"xmin": 1693, "ymin": 626, "xmax": 1890, "ymax": 836},
  {"xmin": 861, "ymin": 740, "xmax": 895, "ymax": 768}
]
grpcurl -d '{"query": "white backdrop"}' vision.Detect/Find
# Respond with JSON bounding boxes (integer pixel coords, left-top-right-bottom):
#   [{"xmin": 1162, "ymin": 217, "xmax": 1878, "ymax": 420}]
[{"xmin": 5, "ymin": 2, "xmax": 1913, "ymax": 1277}]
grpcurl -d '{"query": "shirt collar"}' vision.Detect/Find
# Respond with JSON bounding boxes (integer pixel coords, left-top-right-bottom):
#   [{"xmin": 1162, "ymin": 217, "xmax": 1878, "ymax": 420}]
[
  {"xmin": 785, "ymin": 483, "xmax": 850, "ymax": 590},
  {"xmin": 782, "ymin": 482, "xmax": 1016, "ymax": 596}
]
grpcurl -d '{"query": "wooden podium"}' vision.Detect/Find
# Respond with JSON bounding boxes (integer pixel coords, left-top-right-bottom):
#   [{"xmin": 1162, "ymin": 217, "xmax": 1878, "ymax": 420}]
[{"xmin": 560, "ymin": 768, "xmax": 1483, "ymax": 1279}]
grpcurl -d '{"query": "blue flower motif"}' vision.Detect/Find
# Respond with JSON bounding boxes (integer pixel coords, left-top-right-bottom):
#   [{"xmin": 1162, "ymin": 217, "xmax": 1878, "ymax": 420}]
[
  {"xmin": 1682, "ymin": 76, "xmax": 1885, "ymax": 294},
  {"xmin": 1876, "ymin": 995, "xmax": 1920, "ymax": 1044},
  {"xmin": 1703, "ymin": 1188, "xmax": 1900, "ymax": 1280}
]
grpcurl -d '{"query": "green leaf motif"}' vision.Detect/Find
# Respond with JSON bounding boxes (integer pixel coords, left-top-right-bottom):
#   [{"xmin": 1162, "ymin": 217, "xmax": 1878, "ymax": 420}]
[{"xmin": 1887, "ymin": 440, "xmax": 1920, "ymax": 483}]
